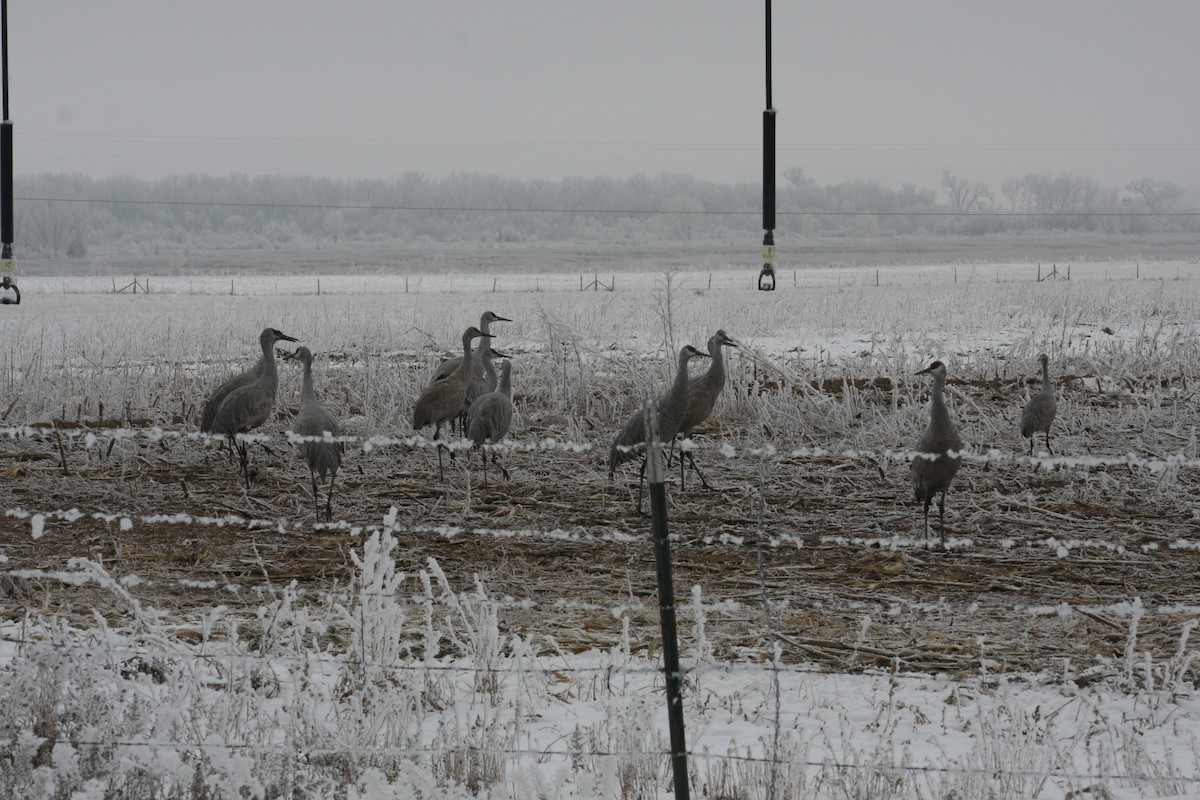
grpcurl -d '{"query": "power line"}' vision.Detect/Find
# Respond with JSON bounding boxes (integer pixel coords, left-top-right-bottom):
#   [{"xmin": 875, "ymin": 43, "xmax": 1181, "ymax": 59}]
[
  {"xmin": 22, "ymin": 131, "xmax": 1200, "ymax": 152},
  {"xmin": 15, "ymin": 195, "xmax": 1200, "ymax": 217}
]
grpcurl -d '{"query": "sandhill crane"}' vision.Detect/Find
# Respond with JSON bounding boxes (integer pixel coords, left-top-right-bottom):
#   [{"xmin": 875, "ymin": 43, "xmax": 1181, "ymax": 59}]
[
  {"xmin": 609, "ymin": 345, "xmax": 710, "ymax": 512},
  {"xmin": 1021, "ymin": 353, "xmax": 1057, "ymax": 456},
  {"xmin": 413, "ymin": 326, "xmax": 492, "ymax": 480},
  {"xmin": 481, "ymin": 346, "xmax": 505, "ymax": 393},
  {"xmin": 200, "ymin": 349, "xmax": 266, "ymax": 434},
  {"xmin": 466, "ymin": 358, "xmax": 514, "ymax": 488},
  {"xmin": 676, "ymin": 329, "xmax": 739, "ymax": 488},
  {"xmin": 430, "ymin": 311, "xmax": 511, "ymax": 432},
  {"xmin": 430, "ymin": 311, "xmax": 511, "ymax": 383},
  {"xmin": 211, "ymin": 327, "xmax": 298, "ymax": 489},
  {"xmin": 911, "ymin": 360, "xmax": 963, "ymax": 548},
  {"xmin": 291, "ymin": 346, "xmax": 342, "ymax": 521}
]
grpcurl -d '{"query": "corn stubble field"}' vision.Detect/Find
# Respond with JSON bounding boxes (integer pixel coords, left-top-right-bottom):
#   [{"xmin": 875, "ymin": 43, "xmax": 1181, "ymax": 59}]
[{"xmin": 3, "ymin": 244, "xmax": 1200, "ymax": 798}]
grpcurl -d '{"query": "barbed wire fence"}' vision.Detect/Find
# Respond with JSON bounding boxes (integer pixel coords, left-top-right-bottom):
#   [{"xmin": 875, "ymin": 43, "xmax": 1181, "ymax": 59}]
[
  {"xmin": 12, "ymin": 259, "xmax": 1200, "ymax": 298},
  {"xmin": 3, "ymin": 417, "xmax": 1200, "ymax": 795}
]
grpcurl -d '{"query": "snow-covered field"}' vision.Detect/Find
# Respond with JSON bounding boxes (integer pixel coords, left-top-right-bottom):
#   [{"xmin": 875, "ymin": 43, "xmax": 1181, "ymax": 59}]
[{"xmin": 3, "ymin": 253, "xmax": 1200, "ymax": 798}]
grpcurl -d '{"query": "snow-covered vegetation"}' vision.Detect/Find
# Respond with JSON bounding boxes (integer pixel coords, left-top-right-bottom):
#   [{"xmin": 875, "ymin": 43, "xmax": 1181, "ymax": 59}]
[
  {"xmin": 3, "ymin": 244, "xmax": 1200, "ymax": 798},
  {"xmin": 15, "ymin": 170, "xmax": 1200, "ymax": 258}
]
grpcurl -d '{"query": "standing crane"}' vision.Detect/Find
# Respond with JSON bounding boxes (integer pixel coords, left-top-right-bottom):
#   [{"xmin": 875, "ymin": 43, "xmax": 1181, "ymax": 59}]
[
  {"xmin": 466, "ymin": 358, "xmax": 514, "ymax": 488},
  {"xmin": 911, "ymin": 360, "xmax": 963, "ymax": 548},
  {"xmin": 201, "ymin": 352, "xmax": 267, "ymax": 434},
  {"xmin": 676, "ymin": 329, "xmax": 739, "ymax": 488},
  {"xmin": 1020, "ymin": 353, "xmax": 1057, "ymax": 457},
  {"xmin": 413, "ymin": 326, "xmax": 492, "ymax": 480},
  {"xmin": 291, "ymin": 346, "xmax": 342, "ymax": 521},
  {"xmin": 430, "ymin": 310, "xmax": 511, "ymax": 432},
  {"xmin": 609, "ymin": 345, "xmax": 710, "ymax": 513},
  {"xmin": 210, "ymin": 327, "xmax": 299, "ymax": 489}
]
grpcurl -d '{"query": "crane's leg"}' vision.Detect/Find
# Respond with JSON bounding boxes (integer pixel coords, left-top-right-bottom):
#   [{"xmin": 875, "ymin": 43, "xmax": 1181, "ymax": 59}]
[
  {"xmin": 1045, "ymin": 427, "xmax": 1053, "ymax": 457},
  {"xmin": 492, "ymin": 452, "xmax": 509, "ymax": 481},
  {"xmin": 326, "ymin": 469, "xmax": 337, "ymax": 521},
  {"xmin": 433, "ymin": 423, "xmax": 446, "ymax": 481},
  {"xmin": 232, "ymin": 435, "xmax": 251, "ymax": 489},
  {"xmin": 310, "ymin": 469, "xmax": 320, "ymax": 522},
  {"xmin": 922, "ymin": 496, "xmax": 932, "ymax": 545},
  {"xmin": 1028, "ymin": 436, "xmax": 1034, "ymax": 457},
  {"xmin": 937, "ymin": 492, "xmax": 947, "ymax": 548},
  {"xmin": 480, "ymin": 448, "xmax": 489, "ymax": 489},
  {"xmin": 684, "ymin": 452, "xmax": 710, "ymax": 490}
]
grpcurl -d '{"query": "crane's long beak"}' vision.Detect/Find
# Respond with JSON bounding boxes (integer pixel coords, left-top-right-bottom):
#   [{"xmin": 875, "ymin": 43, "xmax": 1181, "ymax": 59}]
[
  {"xmin": 494, "ymin": 315, "xmax": 513, "ymax": 323},
  {"xmin": 915, "ymin": 367, "xmax": 931, "ymax": 376},
  {"xmin": 279, "ymin": 333, "xmax": 299, "ymax": 343},
  {"xmin": 489, "ymin": 349, "xmax": 511, "ymax": 359}
]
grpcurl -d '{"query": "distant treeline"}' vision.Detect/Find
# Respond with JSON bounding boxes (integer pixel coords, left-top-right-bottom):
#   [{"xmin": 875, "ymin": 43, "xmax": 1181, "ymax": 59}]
[{"xmin": 12, "ymin": 168, "xmax": 1199, "ymax": 258}]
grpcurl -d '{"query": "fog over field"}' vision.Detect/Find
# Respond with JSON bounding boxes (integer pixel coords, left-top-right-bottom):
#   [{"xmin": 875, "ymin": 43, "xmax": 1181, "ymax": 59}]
[{"xmin": 4, "ymin": 1, "xmax": 1200, "ymax": 796}]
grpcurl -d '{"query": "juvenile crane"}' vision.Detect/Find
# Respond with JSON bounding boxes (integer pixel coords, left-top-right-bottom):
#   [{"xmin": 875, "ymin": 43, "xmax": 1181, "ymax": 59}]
[
  {"xmin": 608, "ymin": 344, "xmax": 710, "ymax": 512},
  {"xmin": 211, "ymin": 327, "xmax": 299, "ymax": 489},
  {"xmin": 413, "ymin": 326, "xmax": 492, "ymax": 480},
  {"xmin": 1020, "ymin": 353, "xmax": 1057, "ymax": 457},
  {"xmin": 911, "ymin": 360, "xmax": 963, "ymax": 548},
  {"xmin": 291, "ymin": 346, "xmax": 342, "ymax": 521},
  {"xmin": 676, "ymin": 329, "xmax": 739, "ymax": 488},
  {"xmin": 466, "ymin": 358, "xmax": 514, "ymax": 488}
]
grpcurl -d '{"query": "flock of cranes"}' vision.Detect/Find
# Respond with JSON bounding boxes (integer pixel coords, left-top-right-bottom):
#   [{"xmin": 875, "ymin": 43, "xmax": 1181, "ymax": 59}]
[{"xmin": 200, "ymin": 315, "xmax": 1058, "ymax": 545}]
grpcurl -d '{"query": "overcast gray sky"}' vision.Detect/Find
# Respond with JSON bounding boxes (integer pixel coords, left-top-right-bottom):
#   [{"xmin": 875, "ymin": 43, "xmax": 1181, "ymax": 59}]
[{"xmin": 13, "ymin": 1, "xmax": 1200, "ymax": 188}]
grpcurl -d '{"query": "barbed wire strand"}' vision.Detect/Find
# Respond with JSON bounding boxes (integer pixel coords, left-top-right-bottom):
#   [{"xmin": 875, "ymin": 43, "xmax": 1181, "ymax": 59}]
[
  {"xmin": 1, "ymin": 563, "xmax": 1188, "ymax": 620},
  {"xmin": 5, "ymin": 733, "xmax": 1196, "ymax": 786},
  {"xmin": 3, "ymin": 424, "xmax": 1198, "ymax": 472}
]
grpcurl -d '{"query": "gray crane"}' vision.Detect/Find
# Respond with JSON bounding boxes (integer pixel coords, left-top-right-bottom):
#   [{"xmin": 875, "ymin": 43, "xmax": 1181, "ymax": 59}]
[
  {"xmin": 911, "ymin": 359, "xmax": 963, "ymax": 548},
  {"xmin": 291, "ymin": 346, "xmax": 342, "ymax": 521},
  {"xmin": 675, "ymin": 329, "xmax": 739, "ymax": 488},
  {"xmin": 466, "ymin": 358, "xmax": 514, "ymax": 488},
  {"xmin": 413, "ymin": 325, "xmax": 492, "ymax": 480},
  {"xmin": 608, "ymin": 345, "xmax": 710, "ymax": 512},
  {"xmin": 1020, "ymin": 353, "xmax": 1057, "ymax": 456},
  {"xmin": 430, "ymin": 310, "xmax": 511, "ymax": 433},
  {"xmin": 200, "ymin": 350, "xmax": 267, "ymax": 434},
  {"xmin": 211, "ymin": 327, "xmax": 299, "ymax": 489},
  {"xmin": 430, "ymin": 310, "xmax": 511, "ymax": 383}
]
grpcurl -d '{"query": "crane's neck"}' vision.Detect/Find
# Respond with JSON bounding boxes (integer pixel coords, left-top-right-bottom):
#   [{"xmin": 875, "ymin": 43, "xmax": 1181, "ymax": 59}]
[
  {"xmin": 704, "ymin": 338, "xmax": 726, "ymax": 389},
  {"xmin": 667, "ymin": 351, "xmax": 694, "ymax": 411},
  {"xmin": 457, "ymin": 332, "xmax": 476, "ymax": 376},
  {"xmin": 497, "ymin": 361, "xmax": 512, "ymax": 397},
  {"xmin": 301, "ymin": 360, "xmax": 315, "ymax": 403},
  {"xmin": 930, "ymin": 373, "xmax": 949, "ymax": 417},
  {"xmin": 476, "ymin": 317, "xmax": 496, "ymax": 360},
  {"xmin": 259, "ymin": 335, "xmax": 279, "ymax": 386},
  {"xmin": 1041, "ymin": 361, "xmax": 1052, "ymax": 393},
  {"xmin": 482, "ymin": 354, "xmax": 497, "ymax": 390}
]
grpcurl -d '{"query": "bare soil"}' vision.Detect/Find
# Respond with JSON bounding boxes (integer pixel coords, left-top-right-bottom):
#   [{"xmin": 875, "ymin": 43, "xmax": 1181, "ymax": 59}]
[{"xmin": 3, "ymin": 372, "xmax": 1200, "ymax": 681}]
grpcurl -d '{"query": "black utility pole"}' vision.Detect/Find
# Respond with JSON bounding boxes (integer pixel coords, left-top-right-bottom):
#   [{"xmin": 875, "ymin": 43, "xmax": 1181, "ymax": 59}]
[
  {"xmin": 0, "ymin": 0, "xmax": 18, "ymax": 304},
  {"xmin": 758, "ymin": 0, "xmax": 777, "ymax": 291},
  {"xmin": 645, "ymin": 404, "xmax": 691, "ymax": 800}
]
